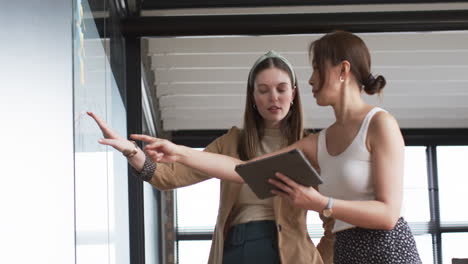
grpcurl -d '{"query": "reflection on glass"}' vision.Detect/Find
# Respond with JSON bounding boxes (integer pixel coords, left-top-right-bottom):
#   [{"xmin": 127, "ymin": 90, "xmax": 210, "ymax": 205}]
[
  {"xmin": 442, "ymin": 233, "xmax": 468, "ymax": 264},
  {"xmin": 438, "ymin": 146, "xmax": 468, "ymax": 223},
  {"xmin": 73, "ymin": 0, "xmax": 129, "ymax": 263},
  {"xmin": 403, "ymin": 147, "xmax": 430, "ymax": 222},
  {"xmin": 177, "ymin": 240, "xmax": 212, "ymax": 264}
]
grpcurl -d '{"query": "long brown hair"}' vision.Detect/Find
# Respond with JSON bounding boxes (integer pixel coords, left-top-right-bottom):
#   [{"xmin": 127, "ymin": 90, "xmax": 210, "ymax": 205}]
[
  {"xmin": 238, "ymin": 56, "xmax": 305, "ymax": 160},
  {"xmin": 309, "ymin": 31, "xmax": 386, "ymax": 95}
]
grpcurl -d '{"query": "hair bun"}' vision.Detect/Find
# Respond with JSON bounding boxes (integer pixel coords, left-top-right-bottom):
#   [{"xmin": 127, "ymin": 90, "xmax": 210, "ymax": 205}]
[
  {"xmin": 363, "ymin": 74, "xmax": 386, "ymax": 95},
  {"xmin": 363, "ymin": 74, "xmax": 375, "ymax": 87}
]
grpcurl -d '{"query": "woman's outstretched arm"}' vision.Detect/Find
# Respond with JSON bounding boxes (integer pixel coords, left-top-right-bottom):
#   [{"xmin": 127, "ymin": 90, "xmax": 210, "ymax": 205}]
[
  {"xmin": 130, "ymin": 134, "xmax": 245, "ymax": 183},
  {"xmin": 130, "ymin": 134, "xmax": 311, "ymax": 184}
]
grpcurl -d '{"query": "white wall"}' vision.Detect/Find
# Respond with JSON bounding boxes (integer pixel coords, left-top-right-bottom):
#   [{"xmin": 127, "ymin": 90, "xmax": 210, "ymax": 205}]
[{"xmin": 0, "ymin": 0, "xmax": 76, "ymax": 263}]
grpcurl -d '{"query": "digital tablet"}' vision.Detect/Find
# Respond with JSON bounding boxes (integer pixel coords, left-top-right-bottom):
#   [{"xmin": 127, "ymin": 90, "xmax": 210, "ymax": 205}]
[{"xmin": 234, "ymin": 149, "xmax": 323, "ymax": 200}]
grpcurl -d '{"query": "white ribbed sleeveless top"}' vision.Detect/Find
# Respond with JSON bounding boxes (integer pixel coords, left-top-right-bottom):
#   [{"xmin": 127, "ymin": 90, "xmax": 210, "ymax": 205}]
[{"xmin": 318, "ymin": 107, "xmax": 386, "ymax": 233}]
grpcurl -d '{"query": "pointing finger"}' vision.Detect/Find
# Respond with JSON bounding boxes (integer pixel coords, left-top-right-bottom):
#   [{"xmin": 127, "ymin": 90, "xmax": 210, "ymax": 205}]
[
  {"xmin": 131, "ymin": 134, "xmax": 158, "ymax": 143},
  {"xmin": 144, "ymin": 140, "xmax": 167, "ymax": 151}
]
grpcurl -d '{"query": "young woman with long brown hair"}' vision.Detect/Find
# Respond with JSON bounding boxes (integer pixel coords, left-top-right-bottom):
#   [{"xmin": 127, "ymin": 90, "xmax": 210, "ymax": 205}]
[{"xmin": 89, "ymin": 50, "xmax": 334, "ymax": 264}]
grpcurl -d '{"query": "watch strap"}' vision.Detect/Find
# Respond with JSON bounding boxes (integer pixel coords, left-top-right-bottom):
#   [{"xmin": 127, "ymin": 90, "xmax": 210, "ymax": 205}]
[{"xmin": 326, "ymin": 197, "xmax": 334, "ymax": 209}]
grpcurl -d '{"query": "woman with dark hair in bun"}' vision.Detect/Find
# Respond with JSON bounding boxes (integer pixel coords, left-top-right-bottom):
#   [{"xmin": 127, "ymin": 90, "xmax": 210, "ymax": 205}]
[
  {"xmin": 136, "ymin": 31, "xmax": 422, "ymax": 263},
  {"xmin": 295, "ymin": 30, "xmax": 422, "ymax": 263}
]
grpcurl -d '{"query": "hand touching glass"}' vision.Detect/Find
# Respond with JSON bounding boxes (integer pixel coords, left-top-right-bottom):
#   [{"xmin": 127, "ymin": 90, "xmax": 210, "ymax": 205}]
[{"xmin": 87, "ymin": 111, "xmax": 144, "ymax": 170}]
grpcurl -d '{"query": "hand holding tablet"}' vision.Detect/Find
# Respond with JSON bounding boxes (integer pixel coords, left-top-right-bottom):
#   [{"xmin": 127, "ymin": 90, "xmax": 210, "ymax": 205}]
[{"xmin": 234, "ymin": 149, "xmax": 323, "ymax": 199}]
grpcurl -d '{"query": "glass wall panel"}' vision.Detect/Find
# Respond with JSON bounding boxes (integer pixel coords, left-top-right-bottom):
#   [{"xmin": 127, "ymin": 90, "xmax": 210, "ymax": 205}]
[{"xmin": 73, "ymin": 0, "xmax": 130, "ymax": 263}]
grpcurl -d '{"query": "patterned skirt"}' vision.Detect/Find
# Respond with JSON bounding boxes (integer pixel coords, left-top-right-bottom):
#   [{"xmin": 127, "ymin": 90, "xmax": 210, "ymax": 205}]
[{"xmin": 334, "ymin": 217, "xmax": 422, "ymax": 264}]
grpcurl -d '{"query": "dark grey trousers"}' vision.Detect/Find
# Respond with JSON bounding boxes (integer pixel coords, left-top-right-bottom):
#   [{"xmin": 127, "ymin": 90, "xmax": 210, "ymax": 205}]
[{"xmin": 223, "ymin": 220, "xmax": 280, "ymax": 264}]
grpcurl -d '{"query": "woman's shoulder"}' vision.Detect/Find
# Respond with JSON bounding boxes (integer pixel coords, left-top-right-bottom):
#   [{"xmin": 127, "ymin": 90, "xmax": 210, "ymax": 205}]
[
  {"xmin": 367, "ymin": 109, "xmax": 402, "ymax": 144},
  {"xmin": 370, "ymin": 110, "xmax": 399, "ymax": 131},
  {"xmin": 205, "ymin": 126, "xmax": 241, "ymax": 154},
  {"xmin": 303, "ymin": 130, "xmax": 319, "ymax": 141},
  {"xmin": 227, "ymin": 126, "xmax": 242, "ymax": 135},
  {"xmin": 292, "ymin": 131, "xmax": 319, "ymax": 151},
  {"xmin": 213, "ymin": 126, "xmax": 241, "ymax": 141},
  {"xmin": 221, "ymin": 126, "xmax": 242, "ymax": 141}
]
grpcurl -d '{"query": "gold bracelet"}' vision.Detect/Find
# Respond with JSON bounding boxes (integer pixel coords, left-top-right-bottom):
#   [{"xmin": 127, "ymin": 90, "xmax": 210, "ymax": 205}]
[{"xmin": 122, "ymin": 140, "xmax": 138, "ymax": 158}]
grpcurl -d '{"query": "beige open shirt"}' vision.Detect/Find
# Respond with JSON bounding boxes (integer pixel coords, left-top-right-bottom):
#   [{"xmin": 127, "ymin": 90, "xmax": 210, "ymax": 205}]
[{"xmin": 149, "ymin": 127, "xmax": 335, "ymax": 264}]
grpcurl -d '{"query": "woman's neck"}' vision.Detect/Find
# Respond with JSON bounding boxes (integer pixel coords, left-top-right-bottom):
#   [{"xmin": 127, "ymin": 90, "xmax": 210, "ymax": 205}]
[
  {"xmin": 332, "ymin": 85, "xmax": 368, "ymax": 125},
  {"xmin": 264, "ymin": 120, "xmax": 281, "ymax": 129}
]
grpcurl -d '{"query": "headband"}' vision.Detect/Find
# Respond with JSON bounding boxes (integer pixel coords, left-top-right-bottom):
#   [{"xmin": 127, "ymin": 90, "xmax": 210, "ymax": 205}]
[{"xmin": 248, "ymin": 50, "xmax": 297, "ymax": 87}]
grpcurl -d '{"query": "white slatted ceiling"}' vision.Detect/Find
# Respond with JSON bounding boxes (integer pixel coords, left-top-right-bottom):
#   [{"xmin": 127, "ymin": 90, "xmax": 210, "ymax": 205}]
[{"xmin": 145, "ymin": 31, "xmax": 468, "ymax": 130}]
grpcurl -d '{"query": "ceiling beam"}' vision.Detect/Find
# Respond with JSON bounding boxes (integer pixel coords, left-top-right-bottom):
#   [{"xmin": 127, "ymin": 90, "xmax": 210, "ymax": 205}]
[
  {"xmin": 141, "ymin": 0, "xmax": 468, "ymax": 10},
  {"xmin": 122, "ymin": 10, "xmax": 468, "ymax": 37}
]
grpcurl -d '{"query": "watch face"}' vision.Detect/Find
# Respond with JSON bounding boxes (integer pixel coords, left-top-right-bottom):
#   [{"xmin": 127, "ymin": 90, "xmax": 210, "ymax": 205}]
[{"xmin": 323, "ymin": 209, "xmax": 332, "ymax": 218}]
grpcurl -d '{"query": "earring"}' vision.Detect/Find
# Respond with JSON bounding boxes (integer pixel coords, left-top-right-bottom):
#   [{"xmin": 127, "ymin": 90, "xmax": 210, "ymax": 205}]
[
  {"xmin": 339, "ymin": 76, "xmax": 344, "ymax": 82},
  {"xmin": 253, "ymin": 104, "xmax": 257, "ymax": 109},
  {"xmin": 290, "ymin": 101, "xmax": 294, "ymax": 106}
]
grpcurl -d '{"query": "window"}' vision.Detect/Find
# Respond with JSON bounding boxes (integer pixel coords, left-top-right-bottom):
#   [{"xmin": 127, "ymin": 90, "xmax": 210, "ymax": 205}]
[
  {"xmin": 403, "ymin": 147, "xmax": 431, "ymax": 223},
  {"xmin": 442, "ymin": 233, "xmax": 468, "ymax": 263},
  {"xmin": 403, "ymin": 147, "xmax": 433, "ymax": 263},
  {"xmin": 438, "ymin": 146, "xmax": 468, "ymax": 263},
  {"xmin": 438, "ymin": 146, "xmax": 468, "ymax": 223},
  {"xmin": 177, "ymin": 240, "xmax": 213, "ymax": 264}
]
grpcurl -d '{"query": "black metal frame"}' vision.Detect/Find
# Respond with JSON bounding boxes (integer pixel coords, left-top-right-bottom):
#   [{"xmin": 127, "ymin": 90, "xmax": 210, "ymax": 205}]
[
  {"xmin": 124, "ymin": 35, "xmax": 147, "ymax": 264},
  {"xmin": 427, "ymin": 146, "xmax": 442, "ymax": 264},
  {"xmin": 107, "ymin": 1, "xmax": 151, "ymax": 264},
  {"xmin": 141, "ymin": 0, "xmax": 468, "ymax": 10},
  {"xmin": 176, "ymin": 231, "xmax": 213, "ymax": 241},
  {"xmin": 122, "ymin": 10, "xmax": 468, "ymax": 37},
  {"xmin": 403, "ymin": 129, "xmax": 468, "ymax": 146}
]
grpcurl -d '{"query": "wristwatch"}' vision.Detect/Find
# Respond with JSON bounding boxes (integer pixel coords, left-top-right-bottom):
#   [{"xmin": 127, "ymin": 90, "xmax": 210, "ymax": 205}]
[
  {"xmin": 122, "ymin": 140, "xmax": 139, "ymax": 158},
  {"xmin": 322, "ymin": 197, "xmax": 334, "ymax": 218}
]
